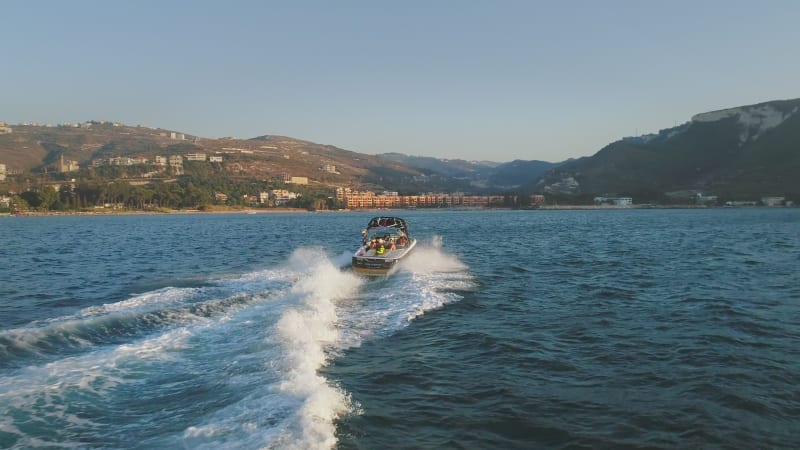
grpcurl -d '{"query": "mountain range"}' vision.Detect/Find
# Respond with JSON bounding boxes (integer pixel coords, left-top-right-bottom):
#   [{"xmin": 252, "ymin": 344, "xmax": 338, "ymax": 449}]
[
  {"xmin": 534, "ymin": 98, "xmax": 800, "ymax": 202},
  {"xmin": 1, "ymin": 97, "xmax": 798, "ymax": 202}
]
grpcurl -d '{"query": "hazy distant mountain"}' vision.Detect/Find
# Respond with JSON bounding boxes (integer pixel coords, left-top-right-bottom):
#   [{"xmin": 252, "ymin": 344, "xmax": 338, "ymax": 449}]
[
  {"xmin": 535, "ymin": 98, "xmax": 800, "ymax": 202},
  {"xmin": 377, "ymin": 153, "xmax": 499, "ymax": 177},
  {"xmin": 377, "ymin": 153, "xmax": 560, "ymax": 191},
  {"xmin": 487, "ymin": 160, "xmax": 559, "ymax": 188}
]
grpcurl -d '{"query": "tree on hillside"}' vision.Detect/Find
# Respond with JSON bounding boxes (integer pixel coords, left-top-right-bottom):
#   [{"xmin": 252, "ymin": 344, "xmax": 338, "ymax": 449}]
[
  {"xmin": 74, "ymin": 181, "xmax": 103, "ymax": 207},
  {"xmin": 152, "ymin": 182, "xmax": 184, "ymax": 209},
  {"xmin": 40, "ymin": 186, "xmax": 58, "ymax": 210},
  {"xmin": 20, "ymin": 191, "xmax": 43, "ymax": 209}
]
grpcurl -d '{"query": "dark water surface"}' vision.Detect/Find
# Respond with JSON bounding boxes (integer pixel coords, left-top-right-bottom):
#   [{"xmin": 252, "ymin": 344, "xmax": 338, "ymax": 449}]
[{"xmin": 1, "ymin": 209, "xmax": 798, "ymax": 449}]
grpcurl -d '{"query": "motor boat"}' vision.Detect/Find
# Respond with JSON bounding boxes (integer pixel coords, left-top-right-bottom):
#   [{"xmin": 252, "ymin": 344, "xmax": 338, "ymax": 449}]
[{"xmin": 352, "ymin": 216, "xmax": 417, "ymax": 276}]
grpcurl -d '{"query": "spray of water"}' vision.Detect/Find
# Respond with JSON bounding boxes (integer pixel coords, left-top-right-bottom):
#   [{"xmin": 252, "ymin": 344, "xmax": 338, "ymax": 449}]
[
  {"xmin": 398, "ymin": 235, "xmax": 469, "ymax": 274},
  {"xmin": 271, "ymin": 248, "xmax": 363, "ymax": 449}
]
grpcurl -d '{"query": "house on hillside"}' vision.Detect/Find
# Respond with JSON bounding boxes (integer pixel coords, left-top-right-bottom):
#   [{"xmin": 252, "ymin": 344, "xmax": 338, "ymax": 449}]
[
  {"xmin": 762, "ymin": 196, "xmax": 786, "ymax": 206},
  {"xmin": 109, "ymin": 157, "xmax": 134, "ymax": 166},
  {"xmin": 696, "ymin": 193, "xmax": 718, "ymax": 205},
  {"xmin": 594, "ymin": 196, "xmax": 633, "ymax": 206},
  {"xmin": 270, "ymin": 189, "xmax": 299, "ymax": 206},
  {"xmin": 186, "ymin": 153, "xmax": 206, "ymax": 161},
  {"xmin": 58, "ymin": 156, "xmax": 79, "ymax": 172}
]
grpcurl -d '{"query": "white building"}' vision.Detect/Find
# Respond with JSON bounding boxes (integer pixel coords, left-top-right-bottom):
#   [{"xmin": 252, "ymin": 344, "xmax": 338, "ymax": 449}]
[
  {"xmin": 696, "ymin": 193, "xmax": 718, "ymax": 205},
  {"xmin": 168, "ymin": 155, "xmax": 183, "ymax": 166},
  {"xmin": 109, "ymin": 157, "xmax": 134, "ymax": 166},
  {"xmin": 270, "ymin": 189, "xmax": 299, "ymax": 206},
  {"xmin": 594, "ymin": 196, "xmax": 633, "ymax": 206},
  {"xmin": 186, "ymin": 153, "xmax": 207, "ymax": 161},
  {"xmin": 0, "ymin": 163, "xmax": 6, "ymax": 181},
  {"xmin": 335, "ymin": 187, "xmax": 352, "ymax": 201},
  {"xmin": 154, "ymin": 156, "xmax": 167, "ymax": 166},
  {"xmin": 209, "ymin": 156, "xmax": 223, "ymax": 162},
  {"xmin": 762, "ymin": 196, "xmax": 786, "ymax": 207},
  {"xmin": 288, "ymin": 176, "xmax": 308, "ymax": 185}
]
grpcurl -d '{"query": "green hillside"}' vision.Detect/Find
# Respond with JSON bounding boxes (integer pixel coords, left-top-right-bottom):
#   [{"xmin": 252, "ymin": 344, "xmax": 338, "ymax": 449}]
[{"xmin": 535, "ymin": 98, "xmax": 800, "ymax": 202}]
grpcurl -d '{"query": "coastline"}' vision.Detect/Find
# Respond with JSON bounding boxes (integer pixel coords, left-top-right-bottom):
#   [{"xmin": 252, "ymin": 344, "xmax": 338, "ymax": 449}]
[
  {"xmin": 2, "ymin": 204, "xmax": 788, "ymax": 218},
  {"xmin": 1, "ymin": 207, "xmax": 315, "ymax": 217}
]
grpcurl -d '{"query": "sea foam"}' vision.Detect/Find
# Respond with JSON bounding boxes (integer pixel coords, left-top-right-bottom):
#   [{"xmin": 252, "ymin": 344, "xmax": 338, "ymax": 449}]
[{"xmin": 270, "ymin": 248, "xmax": 363, "ymax": 449}]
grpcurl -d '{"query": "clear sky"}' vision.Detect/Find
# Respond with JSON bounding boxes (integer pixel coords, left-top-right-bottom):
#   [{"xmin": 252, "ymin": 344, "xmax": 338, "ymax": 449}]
[{"xmin": 1, "ymin": 1, "xmax": 798, "ymax": 162}]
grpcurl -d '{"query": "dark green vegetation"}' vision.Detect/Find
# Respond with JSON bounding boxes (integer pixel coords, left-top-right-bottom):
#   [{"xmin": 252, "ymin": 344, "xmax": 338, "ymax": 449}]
[{"xmin": 535, "ymin": 98, "xmax": 800, "ymax": 203}]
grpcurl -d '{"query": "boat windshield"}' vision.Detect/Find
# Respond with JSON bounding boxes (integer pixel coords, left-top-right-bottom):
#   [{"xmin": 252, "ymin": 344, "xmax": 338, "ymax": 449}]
[
  {"xmin": 366, "ymin": 217, "xmax": 406, "ymax": 229},
  {"xmin": 366, "ymin": 227, "xmax": 404, "ymax": 240}
]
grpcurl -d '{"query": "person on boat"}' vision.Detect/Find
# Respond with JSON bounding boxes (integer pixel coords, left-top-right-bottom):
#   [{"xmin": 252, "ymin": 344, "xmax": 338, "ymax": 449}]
[
  {"xmin": 396, "ymin": 230, "xmax": 408, "ymax": 247},
  {"xmin": 361, "ymin": 229, "xmax": 368, "ymax": 246}
]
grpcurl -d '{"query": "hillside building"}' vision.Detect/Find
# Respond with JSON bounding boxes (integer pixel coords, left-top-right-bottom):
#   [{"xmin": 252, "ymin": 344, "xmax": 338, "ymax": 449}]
[
  {"xmin": 59, "ymin": 155, "xmax": 80, "ymax": 172},
  {"xmin": 269, "ymin": 189, "xmax": 299, "ymax": 206},
  {"xmin": 0, "ymin": 121, "xmax": 12, "ymax": 134},
  {"xmin": 530, "ymin": 195, "xmax": 546, "ymax": 206},
  {"xmin": 695, "ymin": 193, "xmax": 718, "ymax": 205},
  {"xmin": 186, "ymin": 153, "xmax": 206, "ymax": 161},
  {"xmin": 337, "ymin": 188, "xmax": 516, "ymax": 209},
  {"xmin": 762, "ymin": 196, "xmax": 786, "ymax": 206},
  {"xmin": 154, "ymin": 156, "xmax": 168, "ymax": 166},
  {"xmin": 209, "ymin": 156, "xmax": 223, "ymax": 162},
  {"xmin": 594, "ymin": 196, "xmax": 633, "ymax": 206},
  {"xmin": 0, "ymin": 163, "xmax": 6, "ymax": 181},
  {"xmin": 725, "ymin": 200, "xmax": 757, "ymax": 207},
  {"xmin": 281, "ymin": 173, "xmax": 310, "ymax": 185},
  {"xmin": 109, "ymin": 157, "xmax": 134, "ymax": 166},
  {"xmin": 168, "ymin": 155, "xmax": 183, "ymax": 175},
  {"xmin": 335, "ymin": 187, "xmax": 351, "ymax": 201}
]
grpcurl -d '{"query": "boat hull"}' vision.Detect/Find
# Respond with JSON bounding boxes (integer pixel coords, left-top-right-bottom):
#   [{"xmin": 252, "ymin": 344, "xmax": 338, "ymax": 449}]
[
  {"xmin": 351, "ymin": 257, "xmax": 400, "ymax": 276},
  {"xmin": 352, "ymin": 239, "xmax": 416, "ymax": 276}
]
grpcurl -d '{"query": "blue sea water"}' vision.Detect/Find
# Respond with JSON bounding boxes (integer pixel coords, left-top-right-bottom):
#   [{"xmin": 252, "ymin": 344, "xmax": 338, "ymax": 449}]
[{"xmin": 1, "ymin": 209, "xmax": 799, "ymax": 449}]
